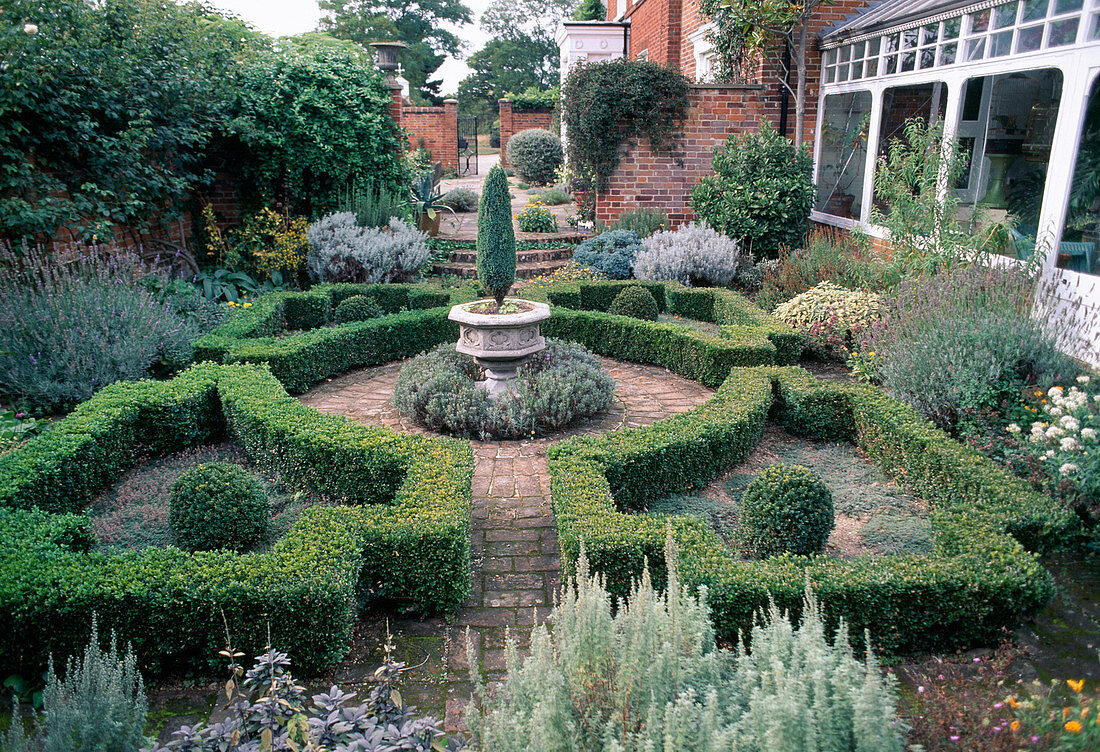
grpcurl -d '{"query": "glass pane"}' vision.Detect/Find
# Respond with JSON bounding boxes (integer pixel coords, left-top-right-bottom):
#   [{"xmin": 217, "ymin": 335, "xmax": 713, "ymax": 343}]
[
  {"xmin": 920, "ymin": 48, "xmax": 936, "ymax": 68},
  {"xmin": 901, "ymin": 50, "xmax": 916, "ymax": 71},
  {"xmin": 866, "ymin": 58, "xmax": 879, "ymax": 77},
  {"xmin": 1017, "ymin": 23, "xmax": 1045, "ymax": 50},
  {"xmin": 1058, "ymin": 75, "xmax": 1100, "ymax": 276},
  {"xmin": 1055, "ymin": 0, "xmax": 1083, "ymax": 13},
  {"xmin": 902, "ymin": 29, "xmax": 919, "ymax": 48},
  {"xmin": 940, "ymin": 41, "xmax": 958, "ymax": 65},
  {"xmin": 990, "ymin": 29, "xmax": 1014, "ymax": 56},
  {"xmin": 816, "ymin": 91, "xmax": 873, "ymax": 220},
  {"xmin": 1023, "ymin": 0, "xmax": 1049, "ymax": 21},
  {"xmin": 1091, "ymin": 12, "xmax": 1100, "ymax": 40},
  {"xmin": 922, "ymin": 24, "xmax": 939, "ymax": 45},
  {"xmin": 840, "ymin": 45, "xmax": 851, "ymax": 63},
  {"xmin": 884, "ymin": 33, "xmax": 899, "ymax": 53},
  {"xmin": 943, "ymin": 17, "xmax": 962, "ymax": 38},
  {"xmin": 962, "ymin": 76, "xmax": 986, "ymax": 121},
  {"xmin": 1048, "ymin": 17, "xmax": 1080, "ymax": 44},
  {"xmin": 970, "ymin": 9, "xmax": 991, "ymax": 33},
  {"xmin": 868, "ymin": 37, "xmax": 881, "ymax": 55},
  {"xmin": 966, "ymin": 36, "xmax": 987, "ymax": 60},
  {"xmin": 837, "ymin": 64, "xmax": 849, "ymax": 82},
  {"xmin": 993, "ymin": 2, "xmax": 1018, "ymax": 28},
  {"xmin": 884, "ymin": 54, "xmax": 898, "ymax": 74},
  {"xmin": 825, "ymin": 49, "xmax": 837, "ymax": 66},
  {"xmin": 853, "ymin": 41, "xmax": 866, "ymax": 59},
  {"xmin": 850, "ymin": 61, "xmax": 863, "ymax": 80},
  {"xmin": 876, "ymin": 83, "xmax": 950, "ymax": 212},
  {"xmin": 825, "ymin": 67, "xmax": 837, "ymax": 84}
]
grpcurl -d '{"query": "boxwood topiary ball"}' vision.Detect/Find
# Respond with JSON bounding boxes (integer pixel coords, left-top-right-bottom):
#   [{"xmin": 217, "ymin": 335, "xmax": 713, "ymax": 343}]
[
  {"xmin": 608, "ymin": 285, "xmax": 659, "ymax": 321},
  {"xmin": 334, "ymin": 294, "xmax": 383, "ymax": 324},
  {"xmin": 169, "ymin": 461, "xmax": 269, "ymax": 552},
  {"xmin": 737, "ymin": 463, "xmax": 834, "ymax": 559}
]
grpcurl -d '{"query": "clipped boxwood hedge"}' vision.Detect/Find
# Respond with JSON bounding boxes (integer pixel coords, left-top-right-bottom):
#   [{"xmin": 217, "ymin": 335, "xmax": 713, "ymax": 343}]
[
  {"xmin": 0, "ymin": 362, "xmax": 471, "ymax": 676},
  {"xmin": 548, "ymin": 360, "xmax": 1075, "ymax": 656}
]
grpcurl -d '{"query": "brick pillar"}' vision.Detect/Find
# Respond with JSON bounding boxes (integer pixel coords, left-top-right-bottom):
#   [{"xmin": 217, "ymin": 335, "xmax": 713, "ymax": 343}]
[
  {"xmin": 443, "ymin": 99, "xmax": 459, "ymax": 176},
  {"xmin": 387, "ymin": 81, "xmax": 403, "ymax": 129},
  {"xmin": 498, "ymin": 99, "xmax": 513, "ymax": 167}
]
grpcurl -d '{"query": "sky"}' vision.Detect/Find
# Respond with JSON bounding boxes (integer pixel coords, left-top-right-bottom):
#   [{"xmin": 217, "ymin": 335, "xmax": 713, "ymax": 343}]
[{"xmin": 206, "ymin": 0, "xmax": 492, "ymax": 94}]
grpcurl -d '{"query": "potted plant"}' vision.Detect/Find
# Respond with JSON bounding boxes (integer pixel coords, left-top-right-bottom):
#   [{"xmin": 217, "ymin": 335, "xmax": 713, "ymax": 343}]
[
  {"xmin": 448, "ymin": 165, "xmax": 550, "ymax": 397},
  {"xmin": 409, "ymin": 171, "xmax": 452, "ymax": 236}
]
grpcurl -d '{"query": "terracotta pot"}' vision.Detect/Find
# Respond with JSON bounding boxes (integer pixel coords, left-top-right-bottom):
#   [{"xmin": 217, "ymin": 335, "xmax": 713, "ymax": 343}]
[{"xmin": 417, "ymin": 211, "xmax": 442, "ymax": 236}]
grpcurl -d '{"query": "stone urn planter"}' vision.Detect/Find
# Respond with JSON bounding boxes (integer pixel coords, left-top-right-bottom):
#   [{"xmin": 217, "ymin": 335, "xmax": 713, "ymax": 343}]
[{"xmin": 448, "ymin": 299, "xmax": 551, "ymax": 397}]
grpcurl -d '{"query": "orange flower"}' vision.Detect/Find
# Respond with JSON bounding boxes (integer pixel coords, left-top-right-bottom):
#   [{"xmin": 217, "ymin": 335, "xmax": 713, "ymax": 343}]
[
  {"xmin": 1069, "ymin": 679, "xmax": 1085, "ymax": 693},
  {"xmin": 1007, "ymin": 696, "xmax": 1020, "ymax": 709},
  {"xmin": 1065, "ymin": 720, "xmax": 1083, "ymax": 733},
  {"xmin": 1010, "ymin": 720, "xmax": 1020, "ymax": 732},
  {"xmin": 1064, "ymin": 707, "xmax": 1072, "ymax": 717}
]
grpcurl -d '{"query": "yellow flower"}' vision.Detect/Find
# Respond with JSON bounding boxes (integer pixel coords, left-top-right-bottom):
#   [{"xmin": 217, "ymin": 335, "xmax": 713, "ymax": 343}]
[
  {"xmin": 1065, "ymin": 720, "xmax": 1083, "ymax": 733},
  {"xmin": 243, "ymin": 302, "xmax": 252, "ymax": 308},
  {"xmin": 1069, "ymin": 679, "xmax": 1085, "ymax": 693},
  {"xmin": 1007, "ymin": 696, "xmax": 1020, "ymax": 709},
  {"xmin": 1010, "ymin": 720, "xmax": 1020, "ymax": 732}
]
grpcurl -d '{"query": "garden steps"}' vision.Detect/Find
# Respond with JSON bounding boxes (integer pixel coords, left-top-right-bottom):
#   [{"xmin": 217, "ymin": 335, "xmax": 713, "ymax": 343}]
[
  {"xmin": 296, "ymin": 360, "xmax": 714, "ymax": 733},
  {"xmin": 433, "ymin": 258, "xmax": 572, "ymax": 279}
]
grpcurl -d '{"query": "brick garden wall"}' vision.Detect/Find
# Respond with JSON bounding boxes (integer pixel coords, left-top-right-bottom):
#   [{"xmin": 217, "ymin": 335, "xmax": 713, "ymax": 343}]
[
  {"xmin": 594, "ymin": 84, "xmax": 764, "ymax": 227},
  {"xmin": 402, "ymin": 99, "xmax": 459, "ymax": 175},
  {"xmin": 498, "ymin": 100, "xmax": 557, "ymax": 167}
]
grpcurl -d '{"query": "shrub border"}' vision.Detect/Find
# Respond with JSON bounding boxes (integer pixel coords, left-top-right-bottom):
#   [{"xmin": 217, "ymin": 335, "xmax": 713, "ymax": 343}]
[{"xmin": 0, "ymin": 362, "xmax": 471, "ymax": 675}]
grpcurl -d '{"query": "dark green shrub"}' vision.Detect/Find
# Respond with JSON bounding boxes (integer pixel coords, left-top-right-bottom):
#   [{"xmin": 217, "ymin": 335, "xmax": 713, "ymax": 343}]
[
  {"xmin": 533, "ymin": 187, "xmax": 572, "ymax": 206},
  {"xmin": 737, "ymin": 463, "xmax": 834, "ymax": 559},
  {"xmin": 440, "ymin": 187, "xmax": 480, "ymax": 212},
  {"xmin": 506, "ymin": 129, "xmax": 563, "ymax": 186},
  {"xmin": 692, "ymin": 123, "xmax": 814, "ymax": 260},
  {"xmin": 572, "ymin": 230, "xmax": 643, "ymax": 280},
  {"xmin": 477, "ymin": 165, "xmax": 517, "ymax": 305},
  {"xmin": 611, "ymin": 208, "xmax": 668, "ymax": 238},
  {"xmin": 334, "ymin": 294, "xmax": 383, "ymax": 324},
  {"xmin": 169, "ymin": 461, "xmax": 269, "ymax": 552},
  {"xmin": 607, "ymin": 286, "xmax": 659, "ymax": 320}
]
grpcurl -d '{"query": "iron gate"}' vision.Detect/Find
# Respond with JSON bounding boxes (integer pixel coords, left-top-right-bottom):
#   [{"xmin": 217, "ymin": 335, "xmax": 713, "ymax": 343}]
[{"xmin": 457, "ymin": 115, "xmax": 478, "ymax": 176}]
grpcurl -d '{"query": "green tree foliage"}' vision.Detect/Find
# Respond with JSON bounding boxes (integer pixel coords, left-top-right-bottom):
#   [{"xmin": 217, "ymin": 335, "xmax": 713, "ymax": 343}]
[
  {"xmin": 692, "ymin": 123, "xmax": 814, "ymax": 259},
  {"xmin": 0, "ymin": 0, "xmax": 264, "ymax": 241},
  {"xmin": 561, "ymin": 59, "xmax": 690, "ymax": 191},
  {"xmin": 229, "ymin": 38, "xmax": 405, "ymax": 218},
  {"xmin": 457, "ymin": 0, "xmax": 571, "ymax": 120},
  {"xmin": 318, "ymin": 0, "xmax": 473, "ymax": 104},
  {"xmin": 476, "ymin": 165, "xmax": 516, "ymax": 305},
  {"xmin": 573, "ymin": 0, "xmax": 607, "ymax": 21}
]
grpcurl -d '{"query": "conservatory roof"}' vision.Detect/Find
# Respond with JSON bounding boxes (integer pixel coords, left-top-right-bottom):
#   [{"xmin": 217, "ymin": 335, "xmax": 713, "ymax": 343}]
[{"xmin": 823, "ymin": 0, "xmax": 997, "ymax": 45}]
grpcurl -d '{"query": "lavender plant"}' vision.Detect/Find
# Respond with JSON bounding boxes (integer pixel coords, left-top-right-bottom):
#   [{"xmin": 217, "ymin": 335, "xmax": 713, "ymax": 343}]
[
  {"xmin": 305, "ymin": 214, "xmax": 430, "ymax": 284},
  {"xmin": 466, "ymin": 536, "xmax": 903, "ymax": 752},
  {"xmin": 633, "ymin": 222, "xmax": 746, "ymax": 287},
  {"xmin": 0, "ymin": 245, "xmax": 209, "ymax": 412}
]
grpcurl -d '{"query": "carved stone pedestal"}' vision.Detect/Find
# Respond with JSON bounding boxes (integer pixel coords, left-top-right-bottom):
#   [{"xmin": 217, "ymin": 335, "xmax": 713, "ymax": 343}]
[{"xmin": 448, "ymin": 299, "xmax": 551, "ymax": 398}]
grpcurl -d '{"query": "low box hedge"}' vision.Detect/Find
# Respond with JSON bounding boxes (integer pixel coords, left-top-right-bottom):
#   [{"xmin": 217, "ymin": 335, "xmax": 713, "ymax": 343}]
[
  {"xmin": 0, "ymin": 363, "xmax": 471, "ymax": 676},
  {"xmin": 548, "ymin": 361, "xmax": 1076, "ymax": 656}
]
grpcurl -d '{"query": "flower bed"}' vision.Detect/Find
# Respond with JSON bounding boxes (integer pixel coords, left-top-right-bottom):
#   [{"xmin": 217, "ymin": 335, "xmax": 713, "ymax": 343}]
[{"xmin": 0, "ymin": 362, "xmax": 472, "ymax": 676}]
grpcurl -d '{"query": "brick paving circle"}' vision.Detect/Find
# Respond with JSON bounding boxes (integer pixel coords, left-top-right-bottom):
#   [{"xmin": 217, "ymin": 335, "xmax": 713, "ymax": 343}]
[{"xmin": 298, "ymin": 357, "xmax": 713, "ymax": 730}]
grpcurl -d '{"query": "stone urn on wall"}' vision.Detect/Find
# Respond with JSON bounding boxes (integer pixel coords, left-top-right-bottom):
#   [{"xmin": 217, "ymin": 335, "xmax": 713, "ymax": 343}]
[{"xmin": 449, "ymin": 300, "xmax": 551, "ymax": 397}]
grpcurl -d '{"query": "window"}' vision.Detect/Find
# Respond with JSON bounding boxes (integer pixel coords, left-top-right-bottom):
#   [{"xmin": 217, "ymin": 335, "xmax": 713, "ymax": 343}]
[
  {"xmin": 816, "ymin": 92, "xmax": 872, "ymax": 219},
  {"xmin": 955, "ymin": 69, "xmax": 1063, "ymax": 259},
  {"xmin": 1058, "ymin": 75, "xmax": 1100, "ymax": 276},
  {"xmin": 873, "ymin": 83, "xmax": 949, "ymax": 214}
]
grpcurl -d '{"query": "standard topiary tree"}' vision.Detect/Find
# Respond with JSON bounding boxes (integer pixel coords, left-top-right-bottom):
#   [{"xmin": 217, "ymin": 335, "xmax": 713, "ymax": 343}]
[
  {"xmin": 691, "ymin": 122, "xmax": 814, "ymax": 260},
  {"xmin": 608, "ymin": 285, "xmax": 659, "ymax": 320},
  {"xmin": 477, "ymin": 165, "xmax": 517, "ymax": 306},
  {"xmin": 169, "ymin": 462, "xmax": 270, "ymax": 552},
  {"xmin": 506, "ymin": 129, "xmax": 563, "ymax": 186},
  {"xmin": 334, "ymin": 294, "xmax": 383, "ymax": 324},
  {"xmin": 737, "ymin": 463, "xmax": 834, "ymax": 559}
]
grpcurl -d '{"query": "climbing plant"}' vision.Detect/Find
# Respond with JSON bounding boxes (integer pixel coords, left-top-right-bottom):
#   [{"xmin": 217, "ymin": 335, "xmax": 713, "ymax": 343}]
[{"xmin": 560, "ymin": 59, "xmax": 690, "ymax": 191}]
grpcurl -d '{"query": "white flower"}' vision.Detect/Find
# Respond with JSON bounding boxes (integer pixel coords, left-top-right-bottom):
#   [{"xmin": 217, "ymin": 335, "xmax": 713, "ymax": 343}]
[
  {"xmin": 1078, "ymin": 375, "xmax": 1091, "ymax": 385},
  {"xmin": 1060, "ymin": 437, "xmax": 1081, "ymax": 452},
  {"xmin": 23, "ymin": 23, "xmax": 38, "ymax": 34},
  {"xmin": 1048, "ymin": 386, "xmax": 1064, "ymax": 398},
  {"xmin": 1094, "ymin": 395, "xmax": 1100, "ymax": 404},
  {"xmin": 1060, "ymin": 462, "xmax": 1079, "ymax": 474},
  {"xmin": 1030, "ymin": 433, "xmax": 1044, "ymax": 444},
  {"xmin": 1082, "ymin": 427, "xmax": 1097, "ymax": 441},
  {"xmin": 1046, "ymin": 425, "xmax": 1065, "ymax": 439},
  {"xmin": 1042, "ymin": 450, "xmax": 1055, "ymax": 460},
  {"xmin": 1049, "ymin": 406, "xmax": 1064, "ymax": 418},
  {"xmin": 1059, "ymin": 416, "xmax": 1080, "ymax": 432},
  {"xmin": 1006, "ymin": 423, "xmax": 1021, "ymax": 434}
]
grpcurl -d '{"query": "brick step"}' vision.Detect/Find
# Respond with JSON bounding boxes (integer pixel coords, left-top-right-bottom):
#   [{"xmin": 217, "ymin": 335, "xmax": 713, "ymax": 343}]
[
  {"xmin": 446, "ymin": 247, "xmax": 574, "ymax": 264},
  {"xmin": 434, "ymin": 260, "xmax": 570, "ymax": 279}
]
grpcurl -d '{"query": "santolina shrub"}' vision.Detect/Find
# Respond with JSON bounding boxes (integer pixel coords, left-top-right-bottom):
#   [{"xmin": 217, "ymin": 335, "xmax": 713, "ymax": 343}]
[
  {"xmin": 305, "ymin": 214, "xmax": 429, "ymax": 284},
  {"xmin": 773, "ymin": 281, "xmax": 883, "ymax": 358},
  {"xmin": 634, "ymin": 222, "xmax": 745, "ymax": 287},
  {"xmin": 393, "ymin": 339, "xmax": 614, "ymax": 439}
]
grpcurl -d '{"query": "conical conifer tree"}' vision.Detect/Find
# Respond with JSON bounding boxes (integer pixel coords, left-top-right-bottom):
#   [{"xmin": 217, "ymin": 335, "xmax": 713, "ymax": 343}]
[{"xmin": 476, "ymin": 165, "xmax": 516, "ymax": 306}]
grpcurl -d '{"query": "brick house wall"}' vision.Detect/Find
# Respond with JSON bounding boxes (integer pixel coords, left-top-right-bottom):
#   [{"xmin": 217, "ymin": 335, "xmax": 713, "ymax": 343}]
[
  {"xmin": 498, "ymin": 100, "xmax": 557, "ymax": 167},
  {"xmin": 594, "ymin": 84, "xmax": 764, "ymax": 226},
  {"xmin": 402, "ymin": 99, "xmax": 459, "ymax": 175}
]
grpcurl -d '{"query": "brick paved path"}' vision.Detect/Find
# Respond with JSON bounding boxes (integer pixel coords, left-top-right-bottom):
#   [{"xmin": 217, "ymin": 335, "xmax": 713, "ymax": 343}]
[{"xmin": 299, "ymin": 358, "xmax": 713, "ymax": 730}]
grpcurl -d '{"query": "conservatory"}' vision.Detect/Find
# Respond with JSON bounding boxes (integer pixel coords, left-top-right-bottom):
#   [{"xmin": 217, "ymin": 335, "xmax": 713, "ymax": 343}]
[{"xmin": 813, "ymin": 0, "xmax": 1100, "ymax": 360}]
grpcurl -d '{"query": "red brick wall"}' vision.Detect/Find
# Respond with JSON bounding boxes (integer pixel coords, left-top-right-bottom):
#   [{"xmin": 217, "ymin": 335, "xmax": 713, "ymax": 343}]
[
  {"xmin": 625, "ymin": 0, "xmax": 682, "ymax": 66},
  {"xmin": 402, "ymin": 99, "xmax": 459, "ymax": 175},
  {"xmin": 594, "ymin": 84, "xmax": 764, "ymax": 226},
  {"xmin": 498, "ymin": 100, "xmax": 557, "ymax": 167}
]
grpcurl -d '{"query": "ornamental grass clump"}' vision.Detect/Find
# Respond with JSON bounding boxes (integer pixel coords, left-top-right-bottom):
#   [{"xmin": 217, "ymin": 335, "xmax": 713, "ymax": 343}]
[
  {"xmin": 738, "ymin": 463, "xmax": 835, "ymax": 558},
  {"xmin": 467, "ymin": 536, "xmax": 902, "ymax": 752},
  {"xmin": 477, "ymin": 165, "xmax": 517, "ymax": 306}
]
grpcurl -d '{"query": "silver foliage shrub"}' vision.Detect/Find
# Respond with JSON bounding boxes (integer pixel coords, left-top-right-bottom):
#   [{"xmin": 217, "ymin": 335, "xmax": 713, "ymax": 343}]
[
  {"xmin": 305, "ymin": 213, "xmax": 430, "ymax": 283},
  {"xmin": 633, "ymin": 221, "xmax": 746, "ymax": 287},
  {"xmin": 467, "ymin": 536, "xmax": 904, "ymax": 752}
]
